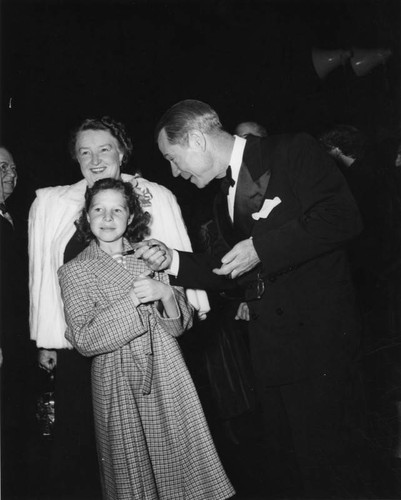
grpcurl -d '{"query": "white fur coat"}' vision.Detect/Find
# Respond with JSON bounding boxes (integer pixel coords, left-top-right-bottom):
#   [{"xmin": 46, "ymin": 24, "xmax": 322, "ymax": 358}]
[{"xmin": 29, "ymin": 174, "xmax": 209, "ymax": 348}]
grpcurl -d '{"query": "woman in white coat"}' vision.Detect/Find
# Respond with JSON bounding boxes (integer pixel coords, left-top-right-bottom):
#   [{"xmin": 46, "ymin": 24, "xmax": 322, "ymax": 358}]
[{"xmin": 28, "ymin": 116, "xmax": 209, "ymax": 496}]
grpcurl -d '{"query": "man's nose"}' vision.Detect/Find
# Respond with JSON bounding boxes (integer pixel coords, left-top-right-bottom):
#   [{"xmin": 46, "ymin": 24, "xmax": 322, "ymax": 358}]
[
  {"xmin": 2, "ymin": 165, "xmax": 17, "ymax": 177},
  {"xmin": 103, "ymin": 211, "xmax": 113, "ymax": 221}
]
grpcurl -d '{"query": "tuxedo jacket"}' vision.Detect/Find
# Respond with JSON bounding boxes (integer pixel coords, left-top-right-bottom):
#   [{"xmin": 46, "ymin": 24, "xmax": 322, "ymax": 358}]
[{"xmin": 173, "ymin": 133, "xmax": 363, "ymax": 385}]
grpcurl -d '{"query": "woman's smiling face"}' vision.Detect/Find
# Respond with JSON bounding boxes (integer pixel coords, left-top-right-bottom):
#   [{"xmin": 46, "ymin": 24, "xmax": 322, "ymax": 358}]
[{"xmin": 76, "ymin": 129, "xmax": 124, "ymax": 187}]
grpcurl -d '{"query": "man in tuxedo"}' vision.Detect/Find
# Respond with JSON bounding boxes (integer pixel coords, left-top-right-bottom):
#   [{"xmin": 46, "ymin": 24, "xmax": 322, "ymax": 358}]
[{"xmin": 138, "ymin": 100, "xmax": 364, "ymax": 497}]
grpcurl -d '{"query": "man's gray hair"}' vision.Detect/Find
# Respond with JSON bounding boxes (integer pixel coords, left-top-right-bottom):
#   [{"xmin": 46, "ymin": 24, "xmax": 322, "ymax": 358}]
[{"xmin": 155, "ymin": 99, "xmax": 223, "ymax": 145}]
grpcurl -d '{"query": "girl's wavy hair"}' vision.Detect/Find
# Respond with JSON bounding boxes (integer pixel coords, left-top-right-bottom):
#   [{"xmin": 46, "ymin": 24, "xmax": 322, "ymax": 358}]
[
  {"xmin": 75, "ymin": 178, "xmax": 151, "ymax": 245},
  {"xmin": 69, "ymin": 116, "xmax": 133, "ymax": 170}
]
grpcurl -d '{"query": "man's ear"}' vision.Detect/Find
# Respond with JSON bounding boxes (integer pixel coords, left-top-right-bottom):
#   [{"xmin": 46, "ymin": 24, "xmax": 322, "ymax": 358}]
[{"xmin": 188, "ymin": 130, "xmax": 206, "ymax": 152}]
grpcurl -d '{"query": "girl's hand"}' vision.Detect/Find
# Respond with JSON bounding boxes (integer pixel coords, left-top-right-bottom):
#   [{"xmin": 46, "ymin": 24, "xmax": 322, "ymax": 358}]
[{"xmin": 132, "ymin": 271, "xmax": 172, "ymax": 304}]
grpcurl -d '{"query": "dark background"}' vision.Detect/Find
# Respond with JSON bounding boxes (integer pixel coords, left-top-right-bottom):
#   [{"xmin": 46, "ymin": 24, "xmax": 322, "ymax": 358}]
[
  {"xmin": 1, "ymin": 0, "xmax": 400, "ymax": 218},
  {"xmin": 1, "ymin": 1, "xmax": 401, "ymax": 498}
]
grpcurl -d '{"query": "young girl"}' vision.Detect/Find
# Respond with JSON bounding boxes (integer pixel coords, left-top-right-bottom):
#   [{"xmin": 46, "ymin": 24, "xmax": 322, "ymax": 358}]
[{"xmin": 57, "ymin": 178, "xmax": 234, "ymax": 500}]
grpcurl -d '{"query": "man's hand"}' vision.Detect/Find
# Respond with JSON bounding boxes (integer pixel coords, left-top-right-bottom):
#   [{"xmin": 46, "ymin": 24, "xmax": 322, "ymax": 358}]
[
  {"xmin": 134, "ymin": 239, "xmax": 172, "ymax": 271},
  {"xmin": 213, "ymin": 238, "xmax": 260, "ymax": 279},
  {"xmin": 38, "ymin": 348, "xmax": 57, "ymax": 372}
]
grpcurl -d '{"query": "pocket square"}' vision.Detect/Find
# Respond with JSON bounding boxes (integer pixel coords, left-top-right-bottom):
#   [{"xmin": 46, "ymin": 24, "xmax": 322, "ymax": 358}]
[{"xmin": 252, "ymin": 197, "xmax": 281, "ymax": 220}]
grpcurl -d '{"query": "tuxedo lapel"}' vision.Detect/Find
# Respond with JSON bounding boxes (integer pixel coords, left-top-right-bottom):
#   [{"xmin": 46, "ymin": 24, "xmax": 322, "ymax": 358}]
[{"xmin": 234, "ymin": 137, "xmax": 271, "ymax": 238}]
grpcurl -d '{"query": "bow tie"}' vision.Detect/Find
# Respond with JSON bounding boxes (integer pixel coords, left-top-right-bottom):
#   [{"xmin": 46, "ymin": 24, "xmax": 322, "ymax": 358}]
[{"xmin": 220, "ymin": 166, "xmax": 235, "ymax": 195}]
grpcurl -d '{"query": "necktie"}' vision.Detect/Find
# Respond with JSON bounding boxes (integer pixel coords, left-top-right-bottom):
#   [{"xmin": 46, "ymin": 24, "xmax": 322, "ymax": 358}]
[{"xmin": 220, "ymin": 166, "xmax": 235, "ymax": 195}]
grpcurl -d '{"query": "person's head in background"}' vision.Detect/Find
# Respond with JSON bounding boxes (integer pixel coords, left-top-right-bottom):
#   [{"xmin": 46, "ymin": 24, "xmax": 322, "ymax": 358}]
[
  {"xmin": 69, "ymin": 117, "xmax": 133, "ymax": 187},
  {"xmin": 235, "ymin": 121, "xmax": 268, "ymax": 138},
  {"xmin": 318, "ymin": 124, "xmax": 367, "ymax": 168},
  {"xmin": 0, "ymin": 147, "xmax": 17, "ymax": 205}
]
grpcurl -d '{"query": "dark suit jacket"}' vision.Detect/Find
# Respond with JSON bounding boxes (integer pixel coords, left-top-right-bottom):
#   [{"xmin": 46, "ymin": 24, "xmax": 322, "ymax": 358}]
[
  {"xmin": 1, "ymin": 214, "xmax": 18, "ymax": 350},
  {"xmin": 173, "ymin": 133, "xmax": 363, "ymax": 385}
]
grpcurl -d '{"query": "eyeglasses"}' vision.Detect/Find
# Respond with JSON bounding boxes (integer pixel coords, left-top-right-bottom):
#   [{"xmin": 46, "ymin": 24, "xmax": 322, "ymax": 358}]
[{"xmin": 0, "ymin": 162, "xmax": 17, "ymax": 174}]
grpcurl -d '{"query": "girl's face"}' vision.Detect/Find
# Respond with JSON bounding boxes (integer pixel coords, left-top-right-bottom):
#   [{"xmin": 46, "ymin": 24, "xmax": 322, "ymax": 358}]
[{"xmin": 87, "ymin": 189, "xmax": 133, "ymax": 253}]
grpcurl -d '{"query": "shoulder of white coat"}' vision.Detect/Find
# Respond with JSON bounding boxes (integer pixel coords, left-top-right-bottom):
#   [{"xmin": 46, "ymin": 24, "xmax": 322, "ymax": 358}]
[
  {"xmin": 34, "ymin": 184, "xmax": 69, "ymax": 202},
  {"xmin": 29, "ymin": 185, "xmax": 69, "ymax": 220},
  {"xmin": 34, "ymin": 179, "xmax": 87, "ymax": 202}
]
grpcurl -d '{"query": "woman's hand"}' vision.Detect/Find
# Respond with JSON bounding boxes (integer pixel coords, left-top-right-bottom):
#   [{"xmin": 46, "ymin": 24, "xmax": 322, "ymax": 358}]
[
  {"xmin": 235, "ymin": 302, "xmax": 250, "ymax": 321},
  {"xmin": 38, "ymin": 348, "xmax": 57, "ymax": 371}
]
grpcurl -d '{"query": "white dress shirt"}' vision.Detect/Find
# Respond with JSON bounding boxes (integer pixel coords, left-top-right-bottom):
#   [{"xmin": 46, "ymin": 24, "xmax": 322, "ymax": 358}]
[
  {"xmin": 227, "ymin": 135, "xmax": 246, "ymax": 221},
  {"xmin": 169, "ymin": 135, "xmax": 247, "ymax": 276}
]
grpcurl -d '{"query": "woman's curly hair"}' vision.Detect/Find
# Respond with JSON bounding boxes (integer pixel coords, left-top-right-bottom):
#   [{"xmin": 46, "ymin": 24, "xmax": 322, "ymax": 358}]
[
  {"xmin": 69, "ymin": 116, "xmax": 133, "ymax": 170},
  {"xmin": 75, "ymin": 178, "xmax": 151, "ymax": 245}
]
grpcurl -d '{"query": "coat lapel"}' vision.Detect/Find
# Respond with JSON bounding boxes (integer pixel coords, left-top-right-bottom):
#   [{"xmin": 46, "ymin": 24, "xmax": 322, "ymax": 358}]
[
  {"xmin": 234, "ymin": 137, "xmax": 271, "ymax": 238},
  {"xmin": 81, "ymin": 240, "xmax": 140, "ymax": 290}
]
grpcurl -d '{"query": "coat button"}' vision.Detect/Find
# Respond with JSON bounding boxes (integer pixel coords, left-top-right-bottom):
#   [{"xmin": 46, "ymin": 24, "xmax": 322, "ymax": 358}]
[
  {"xmin": 251, "ymin": 313, "xmax": 259, "ymax": 320},
  {"xmin": 276, "ymin": 307, "xmax": 284, "ymax": 316}
]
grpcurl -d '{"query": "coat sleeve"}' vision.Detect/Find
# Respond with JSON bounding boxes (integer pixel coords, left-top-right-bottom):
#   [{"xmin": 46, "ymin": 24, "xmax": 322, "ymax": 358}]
[
  {"xmin": 252, "ymin": 133, "xmax": 363, "ymax": 275},
  {"xmin": 58, "ymin": 262, "xmax": 150, "ymax": 357},
  {"xmin": 154, "ymin": 284, "xmax": 194, "ymax": 335},
  {"xmin": 169, "ymin": 251, "xmax": 239, "ymax": 292}
]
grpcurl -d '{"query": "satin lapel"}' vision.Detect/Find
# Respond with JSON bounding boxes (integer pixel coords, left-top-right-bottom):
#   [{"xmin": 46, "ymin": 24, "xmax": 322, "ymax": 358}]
[{"xmin": 234, "ymin": 137, "xmax": 271, "ymax": 238}]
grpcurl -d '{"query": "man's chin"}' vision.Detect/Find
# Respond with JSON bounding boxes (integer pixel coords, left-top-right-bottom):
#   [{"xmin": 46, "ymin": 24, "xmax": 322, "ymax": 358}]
[{"xmin": 190, "ymin": 177, "xmax": 207, "ymax": 189}]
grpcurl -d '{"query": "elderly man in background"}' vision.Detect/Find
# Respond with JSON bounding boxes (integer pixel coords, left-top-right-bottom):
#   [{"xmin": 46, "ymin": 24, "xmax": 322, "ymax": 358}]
[{"xmin": 1, "ymin": 146, "xmax": 37, "ymax": 497}]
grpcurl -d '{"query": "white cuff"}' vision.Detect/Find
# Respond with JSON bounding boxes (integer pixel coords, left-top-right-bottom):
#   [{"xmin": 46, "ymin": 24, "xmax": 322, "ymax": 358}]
[{"xmin": 166, "ymin": 249, "xmax": 180, "ymax": 276}]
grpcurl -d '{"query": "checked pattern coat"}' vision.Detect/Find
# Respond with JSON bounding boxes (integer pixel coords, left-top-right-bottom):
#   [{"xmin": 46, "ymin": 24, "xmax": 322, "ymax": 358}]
[{"xmin": 58, "ymin": 240, "xmax": 234, "ymax": 500}]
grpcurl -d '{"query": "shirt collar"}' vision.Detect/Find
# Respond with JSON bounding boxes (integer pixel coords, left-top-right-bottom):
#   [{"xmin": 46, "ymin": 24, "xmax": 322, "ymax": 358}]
[{"xmin": 228, "ymin": 135, "xmax": 246, "ymax": 183}]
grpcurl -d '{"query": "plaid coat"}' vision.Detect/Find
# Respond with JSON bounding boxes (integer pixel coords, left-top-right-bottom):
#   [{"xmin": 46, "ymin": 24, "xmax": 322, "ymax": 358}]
[{"xmin": 58, "ymin": 240, "xmax": 234, "ymax": 500}]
